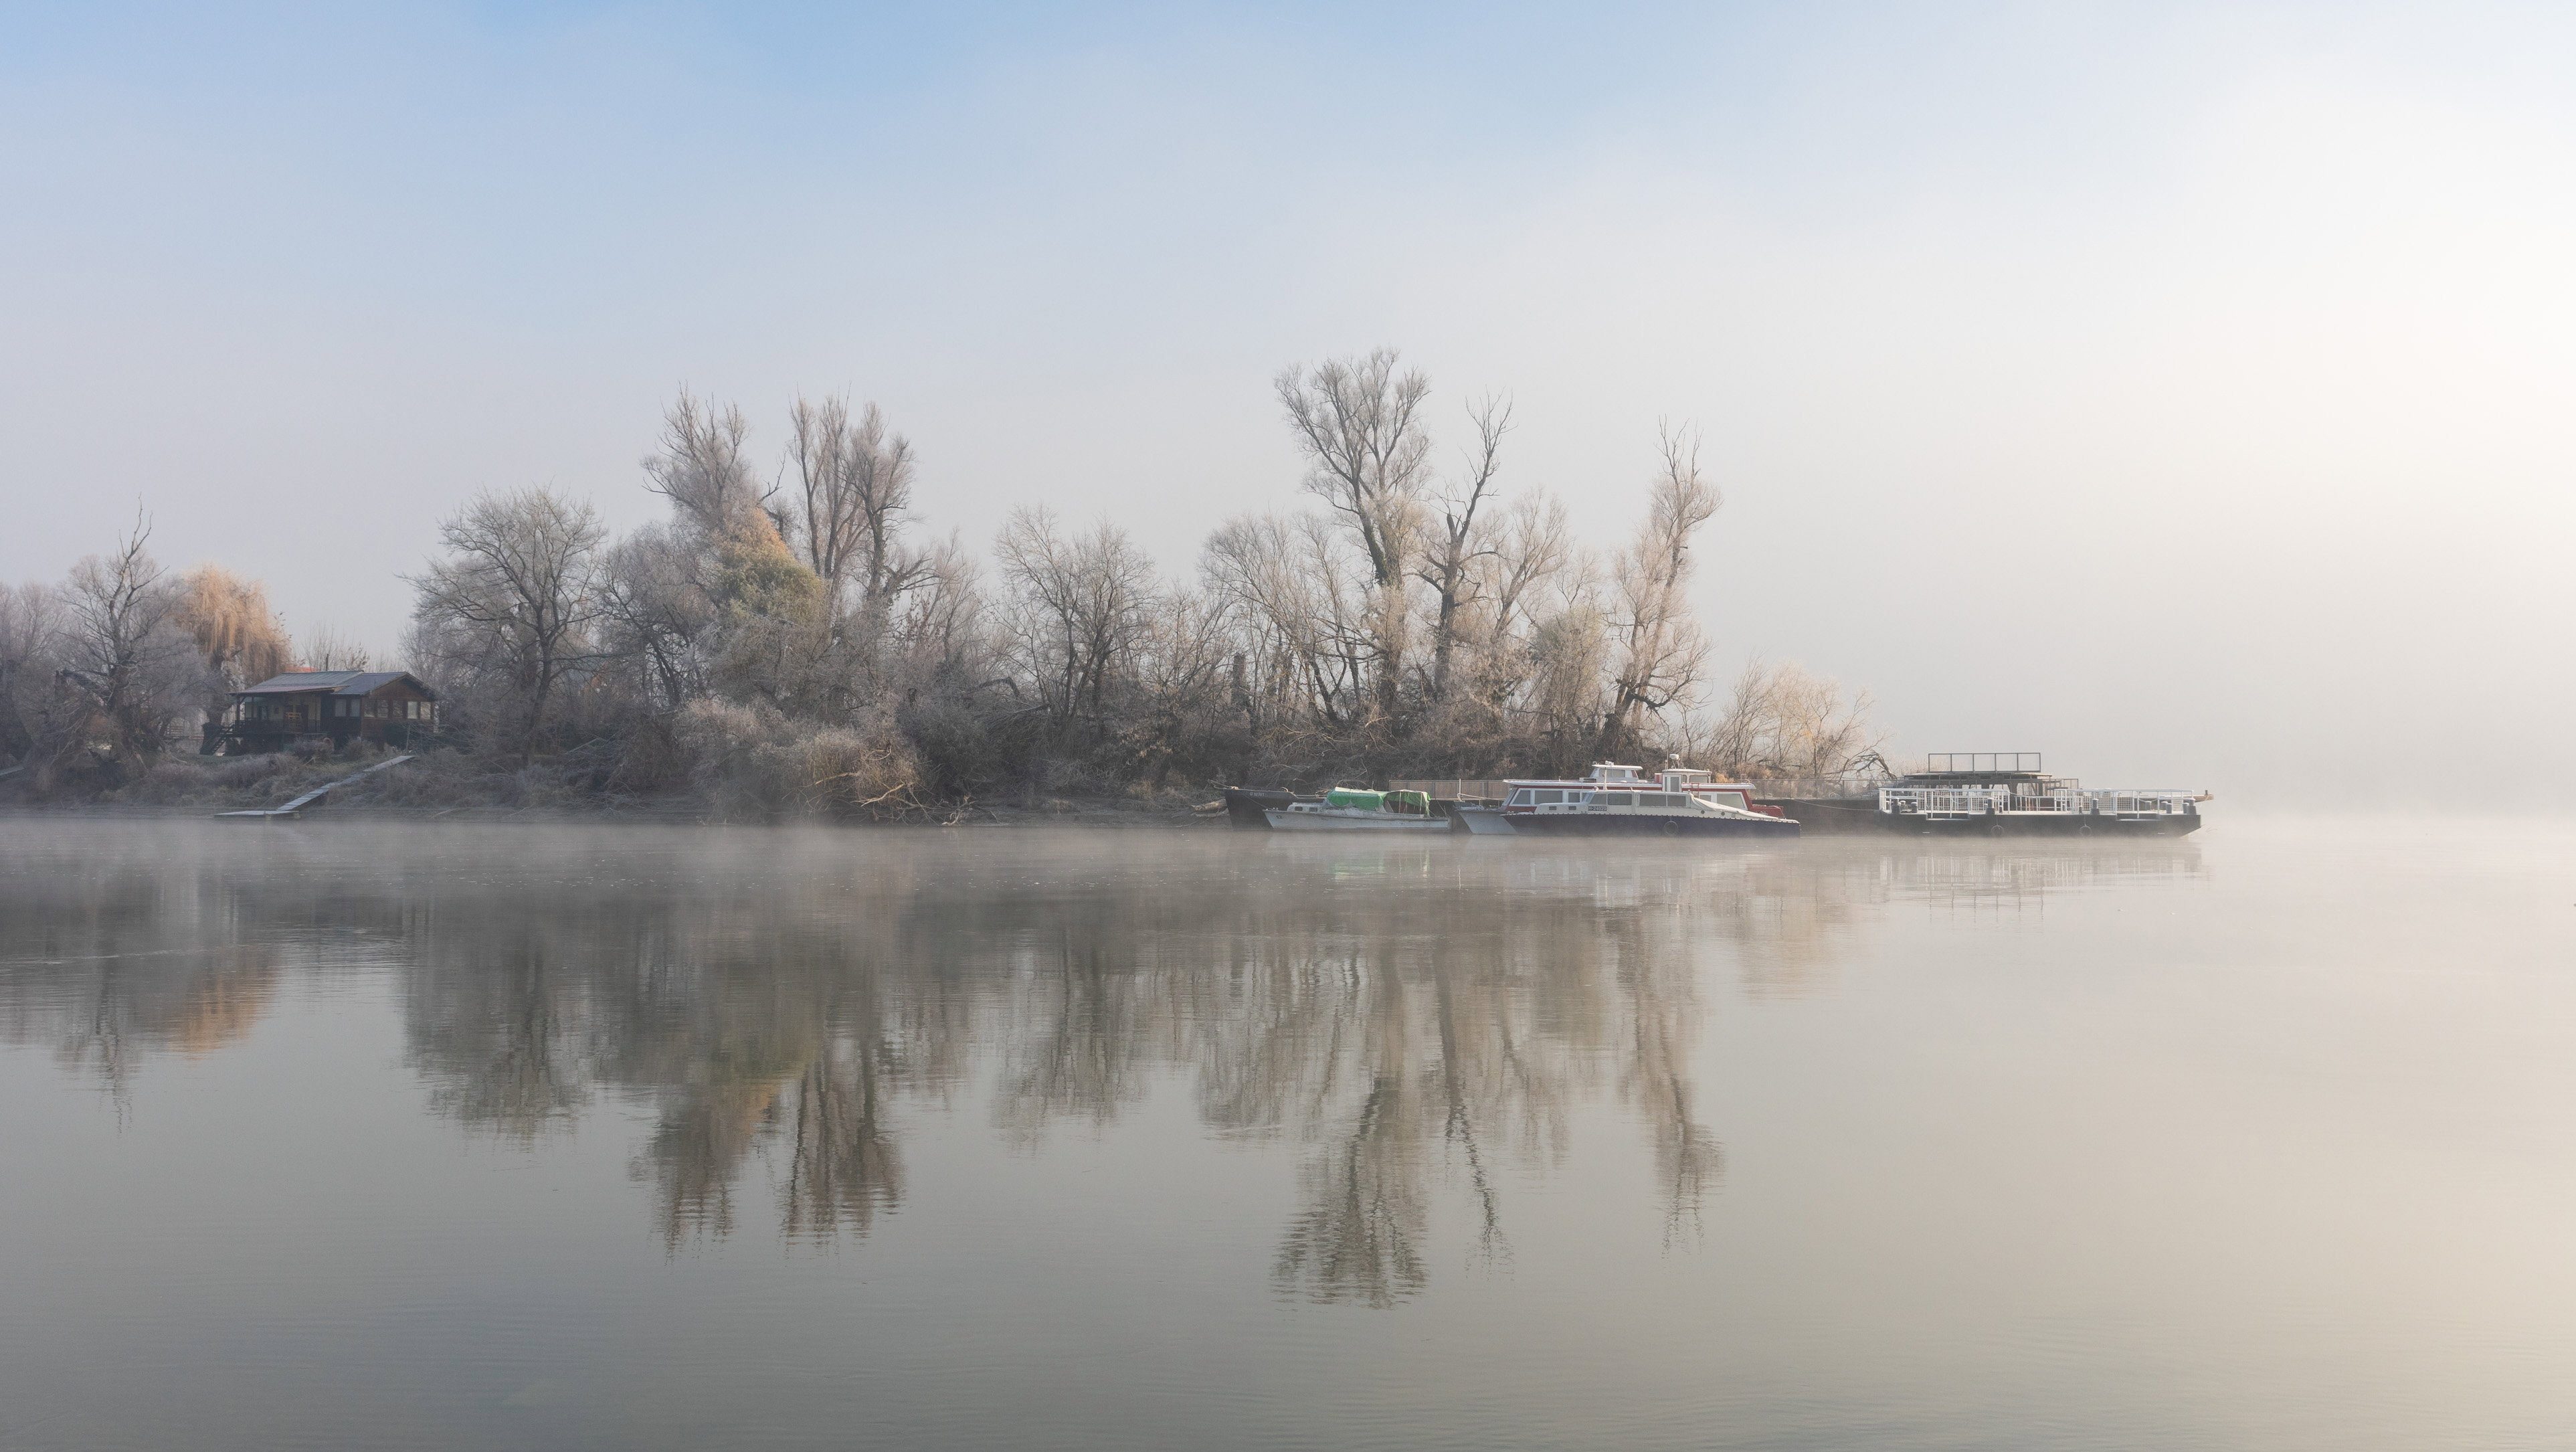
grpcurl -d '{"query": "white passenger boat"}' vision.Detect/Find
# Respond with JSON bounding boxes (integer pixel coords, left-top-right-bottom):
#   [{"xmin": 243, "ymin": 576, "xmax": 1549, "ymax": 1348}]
[
  {"xmin": 1265, "ymin": 788, "xmax": 1451, "ymax": 833},
  {"xmin": 1468, "ymin": 763, "xmax": 1799, "ymax": 839}
]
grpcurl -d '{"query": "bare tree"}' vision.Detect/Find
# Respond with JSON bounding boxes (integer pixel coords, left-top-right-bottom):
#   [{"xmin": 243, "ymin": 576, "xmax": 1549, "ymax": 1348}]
[
  {"xmin": 1474, "ymin": 490, "xmax": 1576, "ymax": 699},
  {"xmin": 1526, "ymin": 577, "xmax": 1610, "ymax": 771},
  {"xmin": 1415, "ymin": 395, "xmax": 1511, "ymax": 703},
  {"xmin": 56, "ymin": 511, "xmax": 206, "ymax": 769},
  {"xmin": 642, "ymin": 391, "xmax": 764, "ymax": 543},
  {"xmin": 784, "ymin": 395, "xmax": 923, "ymax": 639},
  {"xmin": 1699, "ymin": 659, "xmax": 1879, "ymax": 784},
  {"xmin": 995, "ymin": 508, "xmax": 1158, "ymax": 734},
  {"xmin": 1277, "ymin": 349, "xmax": 1433, "ymax": 587},
  {"xmin": 296, "ymin": 624, "xmax": 373, "ymax": 672},
  {"xmin": 1204, "ymin": 511, "xmax": 1380, "ymax": 731},
  {"xmin": 885, "ymin": 532, "xmax": 990, "ymax": 698},
  {"xmin": 600, "ymin": 523, "xmax": 715, "ymax": 711},
  {"xmin": 409, "ymin": 487, "xmax": 610, "ymax": 755},
  {"xmin": 0, "ymin": 581, "xmax": 70, "ymax": 766},
  {"xmin": 1599, "ymin": 427, "xmax": 1721, "ymax": 757},
  {"xmin": 1278, "ymin": 349, "xmax": 1433, "ymax": 719}
]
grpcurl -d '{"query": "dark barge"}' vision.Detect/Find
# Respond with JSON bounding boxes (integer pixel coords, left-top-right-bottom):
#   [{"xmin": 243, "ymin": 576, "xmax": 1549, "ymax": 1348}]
[{"xmin": 1220, "ymin": 786, "xmax": 1307, "ymax": 830}]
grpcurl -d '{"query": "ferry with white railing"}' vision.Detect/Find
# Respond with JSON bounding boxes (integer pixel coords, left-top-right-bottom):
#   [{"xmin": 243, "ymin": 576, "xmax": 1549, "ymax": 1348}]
[
  {"xmin": 1460, "ymin": 762, "xmax": 1799, "ymax": 839},
  {"xmin": 1761, "ymin": 754, "xmax": 2206, "ymax": 836}
]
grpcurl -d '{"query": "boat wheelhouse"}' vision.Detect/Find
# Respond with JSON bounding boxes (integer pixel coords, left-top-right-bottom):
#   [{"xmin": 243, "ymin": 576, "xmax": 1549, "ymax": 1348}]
[
  {"xmin": 1471, "ymin": 762, "xmax": 1799, "ymax": 839},
  {"xmin": 1265, "ymin": 788, "xmax": 1449, "ymax": 833}
]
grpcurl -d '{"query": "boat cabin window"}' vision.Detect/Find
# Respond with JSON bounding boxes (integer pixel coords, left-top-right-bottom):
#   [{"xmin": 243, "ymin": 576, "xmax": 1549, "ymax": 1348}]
[
  {"xmin": 1600, "ymin": 792, "xmax": 1634, "ymax": 808},
  {"xmin": 1536, "ymin": 790, "xmax": 1563, "ymax": 804},
  {"xmin": 1507, "ymin": 789, "xmax": 1534, "ymax": 806}
]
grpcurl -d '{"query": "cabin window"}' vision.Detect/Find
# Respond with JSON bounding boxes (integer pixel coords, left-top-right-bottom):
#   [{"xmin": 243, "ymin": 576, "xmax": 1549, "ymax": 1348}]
[
  {"xmin": 1598, "ymin": 792, "xmax": 1631, "ymax": 808},
  {"xmin": 1507, "ymin": 789, "xmax": 1533, "ymax": 806}
]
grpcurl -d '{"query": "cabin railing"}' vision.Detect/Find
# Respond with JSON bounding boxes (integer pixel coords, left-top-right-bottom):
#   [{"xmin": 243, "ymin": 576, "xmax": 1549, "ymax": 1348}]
[{"xmin": 1879, "ymin": 787, "xmax": 2199, "ymax": 818}]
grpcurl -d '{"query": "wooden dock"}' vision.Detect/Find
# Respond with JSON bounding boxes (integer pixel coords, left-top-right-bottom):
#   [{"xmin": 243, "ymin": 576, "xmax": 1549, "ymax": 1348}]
[{"xmin": 215, "ymin": 755, "xmax": 415, "ymax": 820}]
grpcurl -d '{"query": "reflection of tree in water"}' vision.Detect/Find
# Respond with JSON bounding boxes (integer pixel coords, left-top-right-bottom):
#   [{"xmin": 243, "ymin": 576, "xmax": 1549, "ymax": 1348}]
[
  {"xmin": 782, "ymin": 1028, "xmax": 903, "ymax": 1242},
  {"xmin": 0, "ymin": 826, "xmax": 2201, "ymax": 1293},
  {"xmin": 381, "ymin": 838, "xmax": 1758, "ymax": 1285},
  {"xmin": 392, "ymin": 856, "xmax": 958, "ymax": 1251},
  {"xmin": 1277, "ymin": 1072, "xmax": 1427, "ymax": 1307},
  {"xmin": 0, "ymin": 842, "xmax": 290, "ymax": 1107}
]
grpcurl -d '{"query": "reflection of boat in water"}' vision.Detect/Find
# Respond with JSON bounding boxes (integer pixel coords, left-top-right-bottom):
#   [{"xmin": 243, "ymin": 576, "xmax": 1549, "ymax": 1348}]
[
  {"xmin": 1761, "ymin": 754, "xmax": 2206, "ymax": 837},
  {"xmin": 1266, "ymin": 788, "xmax": 1451, "ymax": 832},
  {"xmin": 1467, "ymin": 763, "xmax": 1799, "ymax": 839}
]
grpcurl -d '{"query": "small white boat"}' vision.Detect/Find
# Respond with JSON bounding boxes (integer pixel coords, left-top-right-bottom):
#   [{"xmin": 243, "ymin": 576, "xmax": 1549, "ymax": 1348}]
[{"xmin": 1265, "ymin": 788, "xmax": 1451, "ymax": 833}]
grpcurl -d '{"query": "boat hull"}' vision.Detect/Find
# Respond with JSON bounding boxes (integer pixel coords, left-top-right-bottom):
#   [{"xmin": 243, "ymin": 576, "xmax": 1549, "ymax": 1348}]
[
  {"xmin": 1508, "ymin": 813, "xmax": 1798, "ymax": 839},
  {"xmin": 1757, "ymin": 798, "xmax": 2201, "ymax": 837},
  {"xmin": 1452, "ymin": 806, "xmax": 1519, "ymax": 836},
  {"xmin": 1263, "ymin": 808, "xmax": 1451, "ymax": 833},
  {"xmin": 1886, "ymin": 813, "xmax": 2202, "ymax": 837}
]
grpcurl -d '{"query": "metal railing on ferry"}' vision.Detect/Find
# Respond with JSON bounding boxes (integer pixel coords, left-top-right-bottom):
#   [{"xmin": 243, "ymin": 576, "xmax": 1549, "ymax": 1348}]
[{"xmin": 1879, "ymin": 786, "xmax": 2199, "ymax": 817}]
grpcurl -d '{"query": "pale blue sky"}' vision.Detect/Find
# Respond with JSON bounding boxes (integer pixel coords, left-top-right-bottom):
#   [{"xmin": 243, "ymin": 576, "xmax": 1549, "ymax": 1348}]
[{"xmin": 6, "ymin": 3, "xmax": 2571, "ymax": 798}]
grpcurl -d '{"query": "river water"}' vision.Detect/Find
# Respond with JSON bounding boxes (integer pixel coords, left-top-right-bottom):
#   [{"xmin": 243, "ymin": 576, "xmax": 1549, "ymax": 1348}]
[{"xmin": 1, "ymin": 819, "xmax": 2569, "ymax": 1450}]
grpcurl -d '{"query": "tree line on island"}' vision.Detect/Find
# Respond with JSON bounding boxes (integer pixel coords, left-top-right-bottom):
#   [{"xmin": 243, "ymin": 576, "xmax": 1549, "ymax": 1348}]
[{"xmin": 0, "ymin": 349, "xmax": 1879, "ymax": 814}]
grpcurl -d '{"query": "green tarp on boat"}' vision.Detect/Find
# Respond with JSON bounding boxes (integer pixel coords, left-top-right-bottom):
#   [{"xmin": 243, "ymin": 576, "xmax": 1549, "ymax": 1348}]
[{"xmin": 1321, "ymin": 788, "xmax": 1431, "ymax": 814}]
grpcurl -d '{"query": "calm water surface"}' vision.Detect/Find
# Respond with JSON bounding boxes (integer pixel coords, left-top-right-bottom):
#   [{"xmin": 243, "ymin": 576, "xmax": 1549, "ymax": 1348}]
[{"xmin": 1, "ymin": 819, "xmax": 2571, "ymax": 1450}]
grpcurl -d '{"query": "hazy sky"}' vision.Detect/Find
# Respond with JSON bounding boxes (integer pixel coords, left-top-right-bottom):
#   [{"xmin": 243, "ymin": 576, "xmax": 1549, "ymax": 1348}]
[{"xmin": 5, "ymin": 2, "xmax": 2570, "ymax": 802}]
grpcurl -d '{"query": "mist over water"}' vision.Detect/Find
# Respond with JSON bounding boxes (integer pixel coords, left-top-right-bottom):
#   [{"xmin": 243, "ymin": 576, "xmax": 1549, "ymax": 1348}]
[{"xmin": 2, "ymin": 820, "xmax": 2571, "ymax": 1449}]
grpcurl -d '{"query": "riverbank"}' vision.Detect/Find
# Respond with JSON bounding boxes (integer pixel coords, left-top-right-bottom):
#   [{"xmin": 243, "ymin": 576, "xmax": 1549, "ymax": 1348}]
[{"xmin": 0, "ymin": 746, "xmax": 1225, "ymax": 826}]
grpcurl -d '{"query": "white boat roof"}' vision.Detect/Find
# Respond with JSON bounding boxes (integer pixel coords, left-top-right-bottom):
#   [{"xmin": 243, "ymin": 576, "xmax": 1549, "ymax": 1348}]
[{"xmin": 1503, "ymin": 777, "xmax": 1756, "ymax": 790}]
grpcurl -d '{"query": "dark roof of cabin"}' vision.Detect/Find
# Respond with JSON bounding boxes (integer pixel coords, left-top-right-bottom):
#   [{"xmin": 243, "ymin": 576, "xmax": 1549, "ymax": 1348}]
[{"xmin": 237, "ymin": 670, "xmax": 436, "ymax": 700}]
